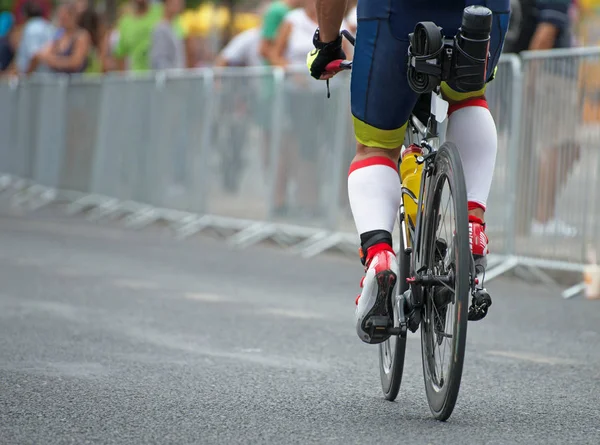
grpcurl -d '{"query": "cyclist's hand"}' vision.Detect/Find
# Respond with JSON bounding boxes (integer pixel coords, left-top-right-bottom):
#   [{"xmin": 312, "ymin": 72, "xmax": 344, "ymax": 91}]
[{"xmin": 306, "ymin": 30, "xmax": 346, "ymax": 80}]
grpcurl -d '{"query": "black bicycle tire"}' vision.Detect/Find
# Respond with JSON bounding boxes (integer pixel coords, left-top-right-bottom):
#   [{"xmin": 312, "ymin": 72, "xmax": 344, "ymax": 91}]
[
  {"xmin": 419, "ymin": 142, "xmax": 470, "ymax": 421},
  {"xmin": 378, "ymin": 221, "xmax": 409, "ymax": 401}
]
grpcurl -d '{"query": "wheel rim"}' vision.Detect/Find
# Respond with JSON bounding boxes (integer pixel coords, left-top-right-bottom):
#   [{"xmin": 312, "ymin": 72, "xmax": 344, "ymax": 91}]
[{"xmin": 422, "ymin": 174, "xmax": 459, "ymax": 396}]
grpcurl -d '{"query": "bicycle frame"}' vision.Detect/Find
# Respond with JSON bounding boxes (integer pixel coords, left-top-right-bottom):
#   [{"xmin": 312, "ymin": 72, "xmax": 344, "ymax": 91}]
[
  {"xmin": 400, "ymin": 90, "xmax": 445, "ymax": 252},
  {"xmin": 398, "ymin": 88, "xmax": 450, "ymax": 323}
]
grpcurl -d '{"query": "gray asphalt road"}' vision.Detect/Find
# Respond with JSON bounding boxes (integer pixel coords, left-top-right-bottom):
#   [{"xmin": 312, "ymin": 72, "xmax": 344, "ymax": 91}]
[{"xmin": 0, "ymin": 208, "xmax": 599, "ymax": 445}]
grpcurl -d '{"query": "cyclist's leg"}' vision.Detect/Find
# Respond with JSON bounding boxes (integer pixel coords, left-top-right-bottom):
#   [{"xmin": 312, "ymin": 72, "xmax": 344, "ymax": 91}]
[
  {"xmin": 349, "ymin": 0, "xmax": 419, "ymax": 344},
  {"xmin": 349, "ymin": 0, "xmax": 509, "ymax": 342},
  {"xmin": 444, "ymin": 0, "xmax": 509, "ymax": 216},
  {"xmin": 349, "ymin": 0, "xmax": 502, "ymax": 258},
  {"xmin": 434, "ymin": 0, "xmax": 510, "ymax": 262}
]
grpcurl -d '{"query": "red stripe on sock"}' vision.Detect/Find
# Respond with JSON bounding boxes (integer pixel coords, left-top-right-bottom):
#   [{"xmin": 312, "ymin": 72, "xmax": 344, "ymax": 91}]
[
  {"xmin": 348, "ymin": 156, "xmax": 398, "ymax": 176},
  {"xmin": 468, "ymin": 201, "xmax": 486, "ymax": 212},
  {"xmin": 448, "ymin": 98, "xmax": 488, "ymax": 116}
]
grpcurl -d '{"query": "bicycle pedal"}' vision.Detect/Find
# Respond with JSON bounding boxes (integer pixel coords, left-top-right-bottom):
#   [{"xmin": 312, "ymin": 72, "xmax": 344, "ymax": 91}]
[
  {"xmin": 364, "ymin": 316, "xmax": 392, "ymax": 343},
  {"xmin": 468, "ymin": 289, "xmax": 492, "ymax": 321},
  {"xmin": 365, "ymin": 316, "xmax": 391, "ymax": 329}
]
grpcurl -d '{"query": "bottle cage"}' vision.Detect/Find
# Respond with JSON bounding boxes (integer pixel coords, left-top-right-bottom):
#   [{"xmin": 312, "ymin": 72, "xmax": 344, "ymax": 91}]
[{"xmin": 407, "ymin": 21, "xmax": 489, "ymax": 95}]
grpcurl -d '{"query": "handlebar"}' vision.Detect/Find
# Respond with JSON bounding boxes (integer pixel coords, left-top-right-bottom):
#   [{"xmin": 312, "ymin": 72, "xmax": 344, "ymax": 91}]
[
  {"xmin": 341, "ymin": 30, "xmax": 355, "ymax": 46},
  {"xmin": 324, "ymin": 30, "xmax": 355, "ymax": 74},
  {"xmin": 325, "ymin": 59, "xmax": 353, "ymax": 72}
]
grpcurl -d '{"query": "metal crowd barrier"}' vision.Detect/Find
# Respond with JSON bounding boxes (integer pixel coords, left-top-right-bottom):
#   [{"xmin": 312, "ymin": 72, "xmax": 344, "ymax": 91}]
[
  {"xmin": 1, "ymin": 49, "xmax": 599, "ymax": 297},
  {"xmin": 487, "ymin": 47, "xmax": 600, "ymax": 298}
]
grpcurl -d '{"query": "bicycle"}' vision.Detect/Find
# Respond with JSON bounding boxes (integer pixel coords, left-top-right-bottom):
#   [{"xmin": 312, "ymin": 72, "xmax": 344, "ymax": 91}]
[{"xmin": 327, "ymin": 7, "xmax": 493, "ymax": 421}]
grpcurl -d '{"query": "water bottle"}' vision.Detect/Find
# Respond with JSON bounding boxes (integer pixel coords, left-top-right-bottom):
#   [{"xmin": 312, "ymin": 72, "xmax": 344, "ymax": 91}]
[
  {"xmin": 400, "ymin": 144, "xmax": 424, "ymax": 226},
  {"xmin": 454, "ymin": 5, "xmax": 493, "ymax": 92}
]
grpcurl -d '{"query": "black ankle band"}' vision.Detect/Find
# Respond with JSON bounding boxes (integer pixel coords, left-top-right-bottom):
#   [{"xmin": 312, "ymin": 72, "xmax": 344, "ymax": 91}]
[{"xmin": 359, "ymin": 230, "xmax": 393, "ymax": 265}]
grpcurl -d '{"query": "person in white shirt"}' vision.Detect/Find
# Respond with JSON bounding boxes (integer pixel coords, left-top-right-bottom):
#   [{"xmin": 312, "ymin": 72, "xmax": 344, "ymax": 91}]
[
  {"xmin": 270, "ymin": 0, "xmax": 349, "ymax": 69},
  {"xmin": 266, "ymin": 0, "xmax": 350, "ymax": 216},
  {"xmin": 212, "ymin": 27, "xmax": 265, "ymax": 194},
  {"xmin": 215, "ymin": 27, "xmax": 262, "ymax": 67},
  {"xmin": 15, "ymin": 1, "xmax": 55, "ymax": 74}
]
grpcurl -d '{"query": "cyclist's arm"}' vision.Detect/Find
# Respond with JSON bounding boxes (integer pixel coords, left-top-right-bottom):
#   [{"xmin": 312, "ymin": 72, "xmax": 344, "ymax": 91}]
[
  {"xmin": 316, "ymin": 0, "xmax": 348, "ymax": 43},
  {"xmin": 269, "ymin": 21, "xmax": 291, "ymax": 67},
  {"xmin": 528, "ymin": 0, "xmax": 570, "ymax": 50},
  {"xmin": 43, "ymin": 32, "xmax": 91, "ymax": 71},
  {"xmin": 259, "ymin": 3, "xmax": 285, "ymax": 61},
  {"xmin": 215, "ymin": 30, "xmax": 251, "ymax": 67},
  {"xmin": 529, "ymin": 23, "xmax": 559, "ymax": 50}
]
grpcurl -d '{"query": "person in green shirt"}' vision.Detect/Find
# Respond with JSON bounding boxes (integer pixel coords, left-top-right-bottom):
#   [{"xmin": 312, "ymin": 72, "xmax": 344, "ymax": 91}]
[
  {"xmin": 259, "ymin": 0, "xmax": 302, "ymax": 64},
  {"xmin": 114, "ymin": 0, "xmax": 185, "ymax": 72},
  {"xmin": 256, "ymin": 0, "xmax": 304, "ymax": 121}
]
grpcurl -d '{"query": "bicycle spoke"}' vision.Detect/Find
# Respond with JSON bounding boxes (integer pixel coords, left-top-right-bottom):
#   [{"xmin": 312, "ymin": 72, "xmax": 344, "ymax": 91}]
[
  {"xmin": 432, "ymin": 303, "xmax": 444, "ymax": 383},
  {"xmin": 441, "ymin": 192, "xmax": 451, "ymax": 246}
]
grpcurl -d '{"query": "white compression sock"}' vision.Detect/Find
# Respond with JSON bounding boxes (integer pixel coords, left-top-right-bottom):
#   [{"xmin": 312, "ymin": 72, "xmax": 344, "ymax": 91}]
[
  {"xmin": 347, "ymin": 156, "xmax": 401, "ymax": 235},
  {"xmin": 445, "ymin": 99, "xmax": 498, "ymax": 210}
]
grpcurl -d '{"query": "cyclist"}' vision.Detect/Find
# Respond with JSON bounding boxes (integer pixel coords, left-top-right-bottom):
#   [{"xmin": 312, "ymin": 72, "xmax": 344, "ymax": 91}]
[{"xmin": 306, "ymin": 0, "xmax": 510, "ymax": 344}]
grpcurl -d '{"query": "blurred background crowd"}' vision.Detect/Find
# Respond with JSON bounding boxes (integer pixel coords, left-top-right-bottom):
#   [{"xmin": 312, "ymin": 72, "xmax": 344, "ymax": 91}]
[
  {"xmin": 0, "ymin": 0, "xmax": 355, "ymax": 76},
  {"xmin": 1, "ymin": 0, "xmax": 600, "ymax": 246},
  {"xmin": 0, "ymin": 0, "xmax": 597, "ymax": 78}
]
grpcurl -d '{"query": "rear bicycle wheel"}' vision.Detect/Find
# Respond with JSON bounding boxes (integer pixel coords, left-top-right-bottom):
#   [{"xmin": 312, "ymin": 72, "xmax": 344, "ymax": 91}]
[
  {"xmin": 419, "ymin": 142, "xmax": 470, "ymax": 421},
  {"xmin": 378, "ymin": 217, "xmax": 409, "ymax": 400}
]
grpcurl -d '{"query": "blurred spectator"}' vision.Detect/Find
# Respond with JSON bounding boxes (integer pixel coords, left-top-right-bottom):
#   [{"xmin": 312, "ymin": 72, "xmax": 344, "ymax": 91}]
[
  {"xmin": 270, "ymin": 0, "xmax": 350, "ymax": 68},
  {"xmin": 112, "ymin": 0, "xmax": 188, "ymax": 71},
  {"xmin": 113, "ymin": 0, "xmax": 163, "ymax": 71},
  {"xmin": 0, "ymin": 12, "xmax": 16, "ymax": 72},
  {"xmin": 74, "ymin": 0, "xmax": 90, "ymax": 17},
  {"xmin": 212, "ymin": 26, "xmax": 264, "ymax": 194},
  {"xmin": 504, "ymin": 0, "xmax": 573, "ymax": 53},
  {"xmin": 569, "ymin": 0, "xmax": 580, "ymax": 46},
  {"xmin": 14, "ymin": 0, "xmax": 55, "ymax": 74},
  {"xmin": 12, "ymin": 0, "xmax": 51, "ymax": 25},
  {"xmin": 29, "ymin": 2, "xmax": 91, "ymax": 74},
  {"xmin": 214, "ymin": 27, "xmax": 262, "ymax": 67},
  {"xmin": 269, "ymin": 0, "xmax": 350, "ymax": 215},
  {"xmin": 0, "ymin": 11, "xmax": 14, "ymax": 37},
  {"xmin": 187, "ymin": 35, "xmax": 215, "ymax": 67},
  {"xmin": 505, "ymin": 0, "xmax": 581, "ymax": 237},
  {"xmin": 100, "ymin": 3, "xmax": 132, "ymax": 72},
  {"xmin": 150, "ymin": 0, "xmax": 185, "ymax": 70},
  {"xmin": 78, "ymin": 8, "xmax": 103, "ymax": 73},
  {"xmin": 259, "ymin": 0, "xmax": 302, "ymax": 65}
]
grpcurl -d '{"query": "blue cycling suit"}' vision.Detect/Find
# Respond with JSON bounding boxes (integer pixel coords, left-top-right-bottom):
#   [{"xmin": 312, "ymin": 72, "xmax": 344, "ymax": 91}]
[{"xmin": 350, "ymin": 0, "xmax": 511, "ymax": 148}]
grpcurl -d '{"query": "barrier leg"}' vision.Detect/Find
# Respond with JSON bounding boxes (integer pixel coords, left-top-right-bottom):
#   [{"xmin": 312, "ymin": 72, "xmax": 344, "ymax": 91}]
[
  {"xmin": 124, "ymin": 207, "xmax": 161, "ymax": 229},
  {"xmin": 175, "ymin": 215, "xmax": 215, "ymax": 239},
  {"xmin": 562, "ymin": 282, "xmax": 585, "ymax": 299},
  {"xmin": 299, "ymin": 232, "xmax": 350, "ymax": 258},
  {"xmin": 228, "ymin": 223, "xmax": 277, "ymax": 249},
  {"xmin": 484, "ymin": 256, "xmax": 519, "ymax": 282}
]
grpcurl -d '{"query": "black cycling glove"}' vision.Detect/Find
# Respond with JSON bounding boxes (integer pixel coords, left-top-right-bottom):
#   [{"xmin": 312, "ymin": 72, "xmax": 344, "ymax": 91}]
[{"xmin": 306, "ymin": 29, "xmax": 346, "ymax": 80}]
